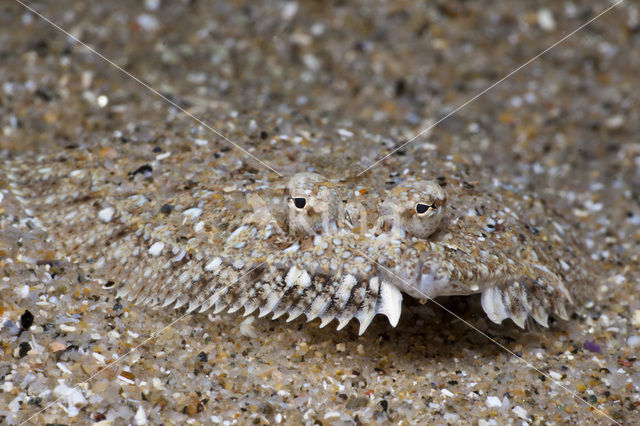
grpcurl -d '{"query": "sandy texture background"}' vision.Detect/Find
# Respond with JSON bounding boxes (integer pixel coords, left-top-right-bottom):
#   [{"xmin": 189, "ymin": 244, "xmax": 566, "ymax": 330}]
[{"xmin": 1, "ymin": 0, "xmax": 639, "ymax": 424}]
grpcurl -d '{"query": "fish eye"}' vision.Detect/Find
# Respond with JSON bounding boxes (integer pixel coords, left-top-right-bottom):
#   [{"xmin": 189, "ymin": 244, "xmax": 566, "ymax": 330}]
[
  {"xmin": 293, "ymin": 197, "xmax": 307, "ymax": 209},
  {"xmin": 415, "ymin": 202, "xmax": 432, "ymax": 215}
]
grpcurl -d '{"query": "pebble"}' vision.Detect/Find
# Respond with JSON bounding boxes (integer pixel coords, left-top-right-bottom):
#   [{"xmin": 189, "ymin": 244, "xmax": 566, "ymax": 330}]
[
  {"xmin": 548, "ymin": 371, "xmax": 563, "ymax": 381},
  {"xmin": 136, "ymin": 14, "xmax": 159, "ymax": 32},
  {"xmin": 9, "ymin": 394, "xmax": 26, "ymax": 412},
  {"xmin": 584, "ymin": 340, "xmax": 601, "ymax": 353},
  {"xmin": 17, "ymin": 342, "xmax": 31, "ymax": 358},
  {"xmin": 17, "ymin": 285, "xmax": 29, "ymax": 298},
  {"xmin": 183, "ymin": 207, "xmax": 203, "ymax": 220},
  {"xmin": 605, "ymin": 114, "xmax": 625, "ymax": 130},
  {"xmin": 59, "ymin": 324, "xmax": 77, "ymax": 332},
  {"xmin": 512, "ymin": 405, "xmax": 529, "ymax": 419},
  {"xmin": 281, "ymin": 2, "xmax": 298, "ymax": 20},
  {"xmin": 441, "ymin": 389, "xmax": 454, "ymax": 398},
  {"xmin": 134, "ymin": 405, "xmax": 148, "ymax": 425},
  {"xmin": 631, "ymin": 309, "xmax": 640, "ymax": 328},
  {"xmin": 2, "ymin": 319, "xmax": 21, "ymax": 336},
  {"xmin": 49, "ymin": 342, "xmax": 66, "ymax": 352},
  {"xmin": 19, "ymin": 310, "xmax": 34, "ymax": 329},
  {"xmin": 627, "ymin": 335, "xmax": 640, "ymax": 348},
  {"xmin": 53, "ymin": 384, "xmax": 87, "ymax": 417},
  {"xmin": 337, "ymin": 128, "xmax": 354, "ymax": 138},
  {"xmin": 537, "ymin": 9, "xmax": 556, "ymax": 31},
  {"xmin": 485, "ymin": 396, "xmax": 502, "ymax": 408},
  {"xmin": 323, "ymin": 411, "xmax": 341, "ymax": 420}
]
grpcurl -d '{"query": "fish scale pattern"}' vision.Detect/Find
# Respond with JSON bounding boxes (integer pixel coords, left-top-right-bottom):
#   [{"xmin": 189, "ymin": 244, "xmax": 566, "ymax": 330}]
[{"xmin": 2, "ymin": 139, "xmax": 592, "ymax": 334}]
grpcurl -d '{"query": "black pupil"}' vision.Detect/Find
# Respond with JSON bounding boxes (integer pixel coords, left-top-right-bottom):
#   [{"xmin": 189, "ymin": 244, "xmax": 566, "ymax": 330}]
[
  {"xmin": 293, "ymin": 198, "xmax": 306, "ymax": 209},
  {"xmin": 416, "ymin": 203, "xmax": 430, "ymax": 214}
]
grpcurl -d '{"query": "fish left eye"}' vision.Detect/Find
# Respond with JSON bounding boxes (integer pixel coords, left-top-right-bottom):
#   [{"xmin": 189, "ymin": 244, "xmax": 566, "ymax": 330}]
[
  {"xmin": 293, "ymin": 197, "xmax": 307, "ymax": 209},
  {"xmin": 415, "ymin": 202, "xmax": 433, "ymax": 215}
]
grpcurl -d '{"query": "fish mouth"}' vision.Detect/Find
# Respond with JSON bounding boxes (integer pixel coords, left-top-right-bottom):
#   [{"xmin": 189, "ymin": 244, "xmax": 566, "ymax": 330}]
[{"xmin": 380, "ymin": 258, "xmax": 476, "ymax": 301}]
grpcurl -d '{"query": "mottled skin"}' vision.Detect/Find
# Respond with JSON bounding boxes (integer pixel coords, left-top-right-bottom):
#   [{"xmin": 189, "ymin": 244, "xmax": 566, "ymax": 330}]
[{"xmin": 1, "ymin": 141, "xmax": 592, "ymax": 334}]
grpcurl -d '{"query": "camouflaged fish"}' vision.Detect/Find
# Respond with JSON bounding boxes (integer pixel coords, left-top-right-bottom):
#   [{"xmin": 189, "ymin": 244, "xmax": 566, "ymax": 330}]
[{"xmin": 1, "ymin": 139, "xmax": 591, "ymax": 335}]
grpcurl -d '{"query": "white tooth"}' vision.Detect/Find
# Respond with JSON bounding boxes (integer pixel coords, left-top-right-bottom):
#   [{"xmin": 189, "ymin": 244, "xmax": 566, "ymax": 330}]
[
  {"xmin": 355, "ymin": 309, "xmax": 376, "ymax": 336},
  {"xmin": 532, "ymin": 305, "xmax": 549, "ymax": 328},
  {"xmin": 258, "ymin": 290, "xmax": 282, "ymax": 318},
  {"xmin": 319, "ymin": 315, "xmax": 333, "ymax": 328},
  {"xmin": 273, "ymin": 268, "xmax": 311, "ymax": 319},
  {"xmin": 198, "ymin": 294, "xmax": 218, "ymax": 313},
  {"xmin": 304, "ymin": 284, "xmax": 335, "ymax": 322},
  {"xmin": 286, "ymin": 309, "xmax": 304, "ymax": 323},
  {"xmin": 555, "ymin": 302, "xmax": 570, "ymax": 321},
  {"xmin": 355, "ymin": 277, "xmax": 379, "ymax": 335},
  {"xmin": 481, "ymin": 286, "xmax": 508, "ymax": 324},
  {"xmin": 243, "ymin": 303, "xmax": 260, "ymax": 317},
  {"xmin": 337, "ymin": 275, "xmax": 357, "ymax": 304},
  {"xmin": 161, "ymin": 294, "xmax": 178, "ymax": 307},
  {"xmin": 336, "ymin": 313, "xmax": 355, "ymax": 331},
  {"xmin": 511, "ymin": 309, "xmax": 527, "ymax": 329},
  {"xmin": 228, "ymin": 287, "xmax": 257, "ymax": 314},
  {"xmin": 510, "ymin": 284, "xmax": 530, "ymax": 329},
  {"xmin": 481, "ymin": 286, "xmax": 496, "ymax": 321},
  {"xmin": 318, "ymin": 274, "xmax": 358, "ymax": 328},
  {"xmin": 494, "ymin": 288, "xmax": 510, "ymax": 323},
  {"xmin": 186, "ymin": 299, "xmax": 201, "ymax": 313},
  {"xmin": 376, "ymin": 280, "xmax": 402, "ymax": 327},
  {"xmin": 227, "ymin": 304, "xmax": 241, "ymax": 314},
  {"xmin": 213, "ymin": 301, "xmax": 228, "ymax": 314},
  {"xmin": 173, "ymin": 297, "xmax": 188, "ymax": 309},
  {"xmin": 271, "ymin": 306, "xmax": 291, "ymax": 320},
  {"xmin": 336, "ymin": 285, "xmax": 366, "ymax": 331}
]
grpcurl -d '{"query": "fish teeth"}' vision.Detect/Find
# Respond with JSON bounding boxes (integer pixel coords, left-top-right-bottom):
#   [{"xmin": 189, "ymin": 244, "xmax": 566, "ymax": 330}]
[
  {"xmin": 481, "ymin": 285, "xmax": 509, "ymax": 324},
  {"xmin": 161, "ymin": 293, "xmax": 178, "ymax": 308},
  {"xmin": 271, "ymin": 267, "xmax": 311, "ymax": 319},
  {"xmin": 303, "ymin": 280, "xmax": 336, "ymax": 322},
  {"xmin": 531, "ymin": 304, "xmax": 549, "ymax": 328},
  {"xmin": 376, "ymin": 280, "xmax": 402, "ymax": 327},
  {"xmin": 335, "ymin": 285, "xmax": 365, "ymax": 331},
  {"xmin": 355, "ymin": 277, "xmax": 380, "ymax": 335},
  {"xmin": 318, "ymin": 274, "xmax": 358, "ymax": 328},
  {"xmin": 186, "ymin": 299, "xmax": 201, "ymax": 313},
  {"xmin": 258, "ymin": 278, "xmax": 288, "ymax": 318},
  {"xmin": 173, "ymin": 297, "xmax": 188, "ymax": 309}
]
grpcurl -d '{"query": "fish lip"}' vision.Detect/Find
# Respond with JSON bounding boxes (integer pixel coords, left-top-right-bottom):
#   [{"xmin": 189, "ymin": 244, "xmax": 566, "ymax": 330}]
[{"xmin": 380, "ymin": 259, "xmax": 475, "ymax": 301}]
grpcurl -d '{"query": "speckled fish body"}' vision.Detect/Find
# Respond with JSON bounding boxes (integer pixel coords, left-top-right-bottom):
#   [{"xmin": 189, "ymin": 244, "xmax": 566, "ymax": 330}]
[{"xmin": 2, "ymin": 139, "xmax": 592, "ymax": 334}]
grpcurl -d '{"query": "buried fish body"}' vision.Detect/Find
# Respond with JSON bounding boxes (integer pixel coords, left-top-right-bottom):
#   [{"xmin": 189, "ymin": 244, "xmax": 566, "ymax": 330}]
[{"xmin": 2, "ymin": 142, "xmax": 592, "ymax": 335}]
